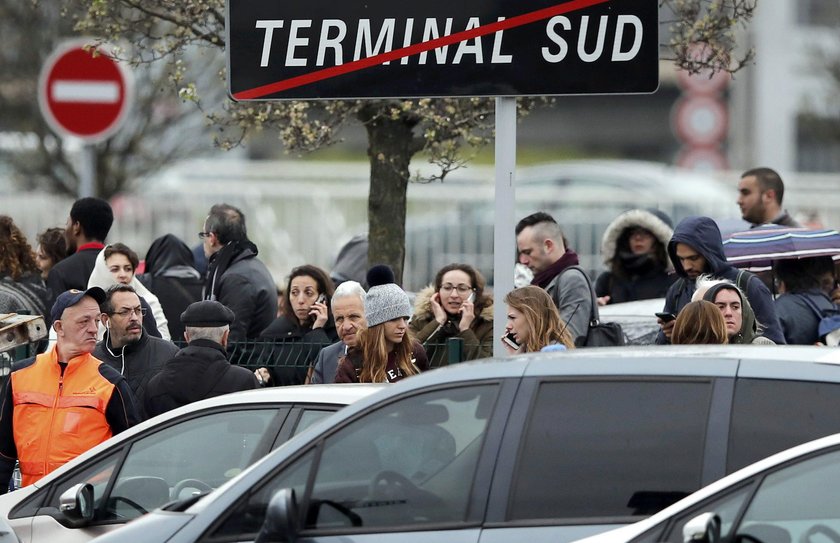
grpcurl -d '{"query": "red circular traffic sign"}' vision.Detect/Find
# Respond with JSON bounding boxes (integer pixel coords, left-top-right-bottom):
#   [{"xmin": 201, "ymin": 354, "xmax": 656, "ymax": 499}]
[{"xmin": 38, "ymin": 40, "xmax": 133, "ymax": 143}]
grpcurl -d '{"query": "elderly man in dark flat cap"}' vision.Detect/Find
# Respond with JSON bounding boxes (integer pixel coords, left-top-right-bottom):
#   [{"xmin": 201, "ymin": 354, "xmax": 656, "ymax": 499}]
[{"xmin": 144, "ymin": 300, "xmax": 258, "ymax": 418}]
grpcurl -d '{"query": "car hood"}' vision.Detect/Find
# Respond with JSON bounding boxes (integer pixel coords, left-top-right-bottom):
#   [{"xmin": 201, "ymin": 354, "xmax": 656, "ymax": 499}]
[{"xmin": 89, "ymin": 511, "xmax": 193, "ymax": 543}]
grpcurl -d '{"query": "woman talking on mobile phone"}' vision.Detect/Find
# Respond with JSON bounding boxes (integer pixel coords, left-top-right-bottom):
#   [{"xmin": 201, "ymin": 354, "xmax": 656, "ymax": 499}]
[
  {"xmin": 257, "ymin": 265, "xmax": 338, "ymax": 385},
  {"xmin": 409, "ymin": 263, "xmax": 494, "ymax": 366},
  {"xmin": 502, "ymin": 286, "xmax": 575, "ymax": 354}
]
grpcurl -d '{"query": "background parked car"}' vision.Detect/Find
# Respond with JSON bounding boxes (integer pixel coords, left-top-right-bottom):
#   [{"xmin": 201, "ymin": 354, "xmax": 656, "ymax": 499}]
[
  {"xmin": 574, "ymin": 430, "xmax": 840, "ymax": 543},
  {"xmin": 0, "ymin": 384, "xmax": 382, "ymax": 543},
  {"xmin": 93, "ymin": 346, "xmax": 840, "ymax": 543}
]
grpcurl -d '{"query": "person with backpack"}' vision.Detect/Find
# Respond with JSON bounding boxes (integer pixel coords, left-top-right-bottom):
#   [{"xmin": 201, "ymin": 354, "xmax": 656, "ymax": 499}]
[
  {"xmin": 655, "ymin": 216, "xmax": 785, "ymax": 345},
  {"xmin": 774, "ymin": 256, "xmax": 840, "ymax": 345}
]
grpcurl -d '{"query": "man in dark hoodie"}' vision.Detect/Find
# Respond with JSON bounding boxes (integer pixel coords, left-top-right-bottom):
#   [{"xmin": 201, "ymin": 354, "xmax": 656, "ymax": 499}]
[
  {"xmin": 138, "ymin": 234, "xmax": 203, "ymax": 341},
  {"xmin": 144, "ymin": 300, "xmax": 259, "ymax": 417},
  {"xmin": 94, "ymin": 284, "xmax": 179, "ymax": 421},
  {"xmin": 200, "ymin": 204, "xmax": 277, "ymax": 342},
  {"xmin": 655, "ymin": 216, "xmax": 785, "ymax": 345}
]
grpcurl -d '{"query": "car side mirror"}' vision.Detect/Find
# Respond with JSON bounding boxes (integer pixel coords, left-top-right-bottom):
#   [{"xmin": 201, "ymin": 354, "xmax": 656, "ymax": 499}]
[
  {"xmin": 59, "ymin": 483, "xmax": 95, "ymax": 528},
  {"xmin": 683, "ymin": 512, "xmax": 721, "ymax": 543},
  {"xmin": 255, "ymin": 488, "xmax": 298, "ymax": 543}
]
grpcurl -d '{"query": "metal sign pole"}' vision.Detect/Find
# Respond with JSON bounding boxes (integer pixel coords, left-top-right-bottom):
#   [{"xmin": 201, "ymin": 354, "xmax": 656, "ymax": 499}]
[
  {"xmin": 493, "ymin": 96, "xmax": 516, "ymax": 357},
  {"xmin": 79, "ymin": 145, "xmax": 95, "ymax": 198}
]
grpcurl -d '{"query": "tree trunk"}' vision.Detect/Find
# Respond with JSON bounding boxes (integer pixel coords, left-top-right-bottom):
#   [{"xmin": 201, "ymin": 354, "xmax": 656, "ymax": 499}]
[{"xmin": 360, "ymin": 106, "xmax": 419, "ymax": 285}]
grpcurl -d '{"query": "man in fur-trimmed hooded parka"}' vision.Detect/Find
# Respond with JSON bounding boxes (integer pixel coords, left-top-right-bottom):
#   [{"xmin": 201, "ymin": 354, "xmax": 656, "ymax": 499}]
[{"xmin": 595, "ymin": 209, "xmax": 676, "ymax": 305}]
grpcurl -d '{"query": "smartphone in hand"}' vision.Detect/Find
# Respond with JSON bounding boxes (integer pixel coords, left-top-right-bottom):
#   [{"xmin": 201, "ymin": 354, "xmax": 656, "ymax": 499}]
[
  {"xmin": 655, "ymin": 311, "xmax": 676, "ymax": 323},
  {"xmin": 503, "ymin": 332, "xmax": 521, "ymax": 350},
  {"xmin": 466, "ymin": 291, "xmax": 476, "ymax": 303}
]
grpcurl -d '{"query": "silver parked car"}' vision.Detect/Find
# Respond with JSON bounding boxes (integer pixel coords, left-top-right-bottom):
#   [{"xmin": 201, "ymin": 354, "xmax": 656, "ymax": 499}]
[
  {"xmin": 0, "ymin": 384, "xmax": 383, "ymax": 543},
  {"xmin": 573, "ymin": 430, "xmax": 840, "ymax": 543},
  {"xmin": 92, "ymin": 346, "xmax": 840, "ymax": 543}
]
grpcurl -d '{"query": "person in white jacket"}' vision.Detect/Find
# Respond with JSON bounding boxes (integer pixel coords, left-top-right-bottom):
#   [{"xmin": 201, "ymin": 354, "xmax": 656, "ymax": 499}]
[{"xmin": 88, "ymin": 244, "xmax": 170, "ymax": 340}]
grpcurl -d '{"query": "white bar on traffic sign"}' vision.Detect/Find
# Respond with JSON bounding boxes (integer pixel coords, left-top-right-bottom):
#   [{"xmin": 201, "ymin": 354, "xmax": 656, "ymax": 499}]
[{"xmin": 51, "ymin": 80, "xmax": 120, "ymax": 103}]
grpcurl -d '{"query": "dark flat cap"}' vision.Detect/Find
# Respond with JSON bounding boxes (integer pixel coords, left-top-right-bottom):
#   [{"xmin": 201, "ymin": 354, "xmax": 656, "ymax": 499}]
[{"xmin": 181, "ymin": 300, "xmax": 235, "ymax": 327}]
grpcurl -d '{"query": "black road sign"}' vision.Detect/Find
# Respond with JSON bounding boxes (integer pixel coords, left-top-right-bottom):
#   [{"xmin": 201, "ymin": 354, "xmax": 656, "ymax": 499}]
[{"xmin": 226, "ymin": 0, "xmax": 658, "ymax": 100}]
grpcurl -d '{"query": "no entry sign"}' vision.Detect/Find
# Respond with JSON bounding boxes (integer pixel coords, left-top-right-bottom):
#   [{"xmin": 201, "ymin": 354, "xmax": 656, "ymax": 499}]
[
  {"xmin": 226, "ymin": 0, "xmax": 659, "ymax": 100},
  {"xmin": 38, "ymin": 40, "xmax": 133, "ymax": 142}
]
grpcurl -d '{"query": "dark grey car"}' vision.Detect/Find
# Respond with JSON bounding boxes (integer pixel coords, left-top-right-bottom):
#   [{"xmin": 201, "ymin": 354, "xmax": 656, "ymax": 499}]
[{"xmin": 91, "ymin": 346, "xmax": 840, "ymax": 543}]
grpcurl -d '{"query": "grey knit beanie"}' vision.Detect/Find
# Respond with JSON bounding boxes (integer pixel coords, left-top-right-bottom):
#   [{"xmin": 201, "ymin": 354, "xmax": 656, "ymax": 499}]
[{"xmin": 365, "ymin": 283, "xmax": 412, "ymax": 327}]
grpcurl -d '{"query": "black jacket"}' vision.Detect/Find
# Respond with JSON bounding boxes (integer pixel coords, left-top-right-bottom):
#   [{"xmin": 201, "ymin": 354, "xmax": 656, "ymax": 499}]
[
  {"xmin": 45, "ymin": 245, "xmax": 102, "ymax": 309},
  {"xmin": 138, "ymin": 234, "xmax": 203, "ymax": 342},
  {"xmin": 656, "ymin": 216, "xmax": 785, "ymax": 345},
  {"xmin": 144, "ymin": 339, "xmax": 259, "ymax": 418},
  {"xmin": 258, "ymin": 315, "xmax": 338, "ymax": 386},
  {"xmin": 205, "ymin": 241, "xmax": 277, "ymax": 342},
  {"xmin": 93, "ymin": 330, "xmax": 179, "ymax": 421}
]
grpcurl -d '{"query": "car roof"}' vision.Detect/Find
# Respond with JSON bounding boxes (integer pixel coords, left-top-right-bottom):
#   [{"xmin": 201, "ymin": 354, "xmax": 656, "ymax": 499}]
[{"xmin": 29, "ymin": 383, "xmax": 385, "ymax": 491}]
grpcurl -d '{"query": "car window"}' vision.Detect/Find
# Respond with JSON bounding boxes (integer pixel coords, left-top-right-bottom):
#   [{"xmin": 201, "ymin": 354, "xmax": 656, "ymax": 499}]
[
  {"xmin": 728, "ymin": 379, "xmax": 840, "ymax": 473},
  {"xmin": 292, "ymin": 409, "xmax": 334, "ymax": 437},
  {"xmin": 735, "ymin": 448, "xmax": 840, "ymax": 543},
  {"xmin": 206, "ymin": 384, "xmax": 499, "ymax": 540},
  {"xmin": 509, "ymin": 379, "xmax": 712, "ymax": 520},
  {"xmin": 43, "ymin": 408, "xmax": 276, "ymax": 525},
  {"xmin": 654, "ymin": 484, "xmax": 754, "ymax": 543}
]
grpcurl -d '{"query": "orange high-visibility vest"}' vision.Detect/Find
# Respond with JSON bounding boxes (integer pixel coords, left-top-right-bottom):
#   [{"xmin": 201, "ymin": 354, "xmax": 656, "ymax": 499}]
[{"xmin": 11, "ymin": 349, "xmax": 114, "ymax": 486}]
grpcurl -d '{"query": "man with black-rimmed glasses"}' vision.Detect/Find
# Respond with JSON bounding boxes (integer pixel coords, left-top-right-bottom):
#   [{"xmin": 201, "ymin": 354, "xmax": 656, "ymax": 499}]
[{"xmin": 94, "ymin": 284, "xmax": 178, "ymax": 421}]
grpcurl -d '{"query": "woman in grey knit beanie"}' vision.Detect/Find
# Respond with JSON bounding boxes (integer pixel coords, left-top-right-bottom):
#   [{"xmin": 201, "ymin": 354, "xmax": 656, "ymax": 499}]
[{"xmin": 335, "ymin": 283, "xmax": 428, "ymax": 383}]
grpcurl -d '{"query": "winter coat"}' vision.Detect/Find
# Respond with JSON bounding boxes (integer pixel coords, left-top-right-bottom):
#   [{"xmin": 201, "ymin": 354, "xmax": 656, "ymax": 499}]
[
  {"xmin": 93, "ymin": 330, "xmax": 179, "ymax": 421},
  {"xmin": 595, "ymin": 209, "xmax": 676, "ymax": 304},
  {"xmin": 137, "ymin": 234, "xmax": 203, "ymax": 342},
  {"xmin": 144, "ymin": 338, "xmax": 258, "ymax": 418},
  {"xmin": 45, "ymin": 243, "xmax": 103, "ymax": 309},
  {"xmin": 775, "ymin": 290, "xmax": 837, "ymax": 345},
  {"xmin": 88, "ymin": 248, "xmax": 170, "ymax": 340},
  {"xmin": 205, "ymin": 241, "xmax": 276, "ymax": 342},
  {"xmin": 259, "ymin": 315, "xmax": 338, "ymax": 386},
  {"xmin": 409, "ymin": 286, "xmax": 493, "ymax": 367},
  {"xmin": 656, "ymin": 216, "xmax": 784, "ymax": 345},
  {"xmin": 0, "ymin": 273, "xmax": 50, "ymax": 324}
]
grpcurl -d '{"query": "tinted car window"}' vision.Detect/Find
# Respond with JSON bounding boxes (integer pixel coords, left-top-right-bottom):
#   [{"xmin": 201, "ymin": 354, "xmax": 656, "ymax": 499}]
[
  {"xmin": 509, "ymin": 379, "xmax": 712, "ymax": 520},
  {"xmin": 728, "ymin": 379, "xmax": 840, "ymax": 472},
  {"xmin": 736, "ymin": 448, "xmax": 840, "ymax": 543},
  {"xmin": 306, "ymin": 384, "xmax": 498, "ymax": 529}
]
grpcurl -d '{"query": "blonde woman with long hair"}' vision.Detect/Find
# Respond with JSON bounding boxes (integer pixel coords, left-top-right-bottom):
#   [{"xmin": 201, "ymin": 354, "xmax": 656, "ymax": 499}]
[
  {"xmin": 336, "ymin": 283, "xmax": 428, "ymax": 383},
  {"xmin": 502, "ymin": 286, "xmax": 575, "ymax": 353}
]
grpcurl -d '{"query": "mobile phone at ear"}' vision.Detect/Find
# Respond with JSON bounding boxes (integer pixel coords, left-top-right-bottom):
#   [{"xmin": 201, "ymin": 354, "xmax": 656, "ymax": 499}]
[
  {"xmin": 316, "ymin": 294, "xmax": 326, "ymax": 304},
  {"xmin": 655, "ymin": 312, "xmax": 676, "ymax": 322},
  {"xmin": 503, "ymin": 332, "xmax": 521, "ymax": 350},
  {"xmin": 467, "ymin": 292, "xmax": 476, "ymax": 303}
]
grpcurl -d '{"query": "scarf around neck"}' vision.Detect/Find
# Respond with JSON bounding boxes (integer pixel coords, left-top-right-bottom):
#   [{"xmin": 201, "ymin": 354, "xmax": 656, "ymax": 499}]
[{"xmin": 531, "ymin": 248, "xmax": 580, "ymax": 288}]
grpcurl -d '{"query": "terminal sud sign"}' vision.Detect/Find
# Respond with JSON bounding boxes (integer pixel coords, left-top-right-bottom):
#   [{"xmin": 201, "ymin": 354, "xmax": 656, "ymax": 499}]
[{"xmin": 226, "ymin": 0, "xmax": 659, "ymax": 100}]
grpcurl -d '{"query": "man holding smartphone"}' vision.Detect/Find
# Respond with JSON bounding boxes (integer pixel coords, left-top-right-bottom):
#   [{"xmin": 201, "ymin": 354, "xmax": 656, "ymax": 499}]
[{"xmin": 655, "ymin": 216, "xmax": 784, "ymax": 345}]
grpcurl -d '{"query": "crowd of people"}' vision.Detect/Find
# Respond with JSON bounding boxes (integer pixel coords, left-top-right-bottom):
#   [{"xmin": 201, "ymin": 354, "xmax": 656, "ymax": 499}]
[{"xmin": 0, "ymin": 165, "xmax": 838, "ymax": 491}]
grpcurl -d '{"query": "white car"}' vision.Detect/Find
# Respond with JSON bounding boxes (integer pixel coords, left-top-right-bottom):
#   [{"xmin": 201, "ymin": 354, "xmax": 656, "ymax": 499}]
[
  {"xmin": 0, "ymin": 384, "xmax": 382, "ymax": 543},
  {"xmin": 574, "ymin": 431, "xmax": 840, "ymax": 543}
]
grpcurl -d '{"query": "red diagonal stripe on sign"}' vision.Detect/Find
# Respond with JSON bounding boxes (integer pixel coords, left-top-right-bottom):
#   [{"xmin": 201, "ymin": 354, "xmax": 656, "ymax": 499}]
[{"xmin": 233, "ymin": 0, "xmax": 611, "ymax": 99}]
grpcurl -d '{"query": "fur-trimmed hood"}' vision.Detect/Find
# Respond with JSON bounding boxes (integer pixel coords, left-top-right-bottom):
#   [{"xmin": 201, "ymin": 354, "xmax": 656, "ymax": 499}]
[
  {"xmin": 601, "ymin": 209, "xmax": 674, "ymax": 272},
  {"xmin": 412, "ymin": 285, "xmax": 494, "ymax": 322}
]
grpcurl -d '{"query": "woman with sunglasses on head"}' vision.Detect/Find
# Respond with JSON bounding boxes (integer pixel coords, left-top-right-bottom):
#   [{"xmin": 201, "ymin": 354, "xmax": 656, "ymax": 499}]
[
  {"xmin": 88, "ymin": 243, "xmax": 169, "ymax": 339},
  {"xmin": 410, "ymin": 263, "xmax": 494, "ymax": 367}
]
